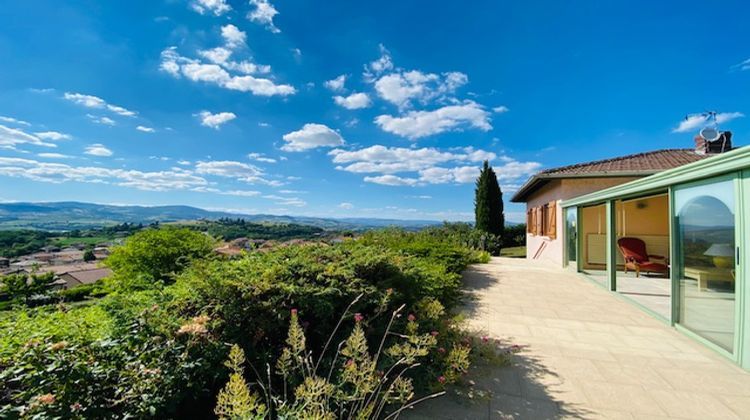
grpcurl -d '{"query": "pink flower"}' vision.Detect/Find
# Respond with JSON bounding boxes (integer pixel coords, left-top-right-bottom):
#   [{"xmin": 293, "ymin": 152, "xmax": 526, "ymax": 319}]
[
  {"xmin": 430, "ymin": 331, "xmax": 439, "ymax": 337},
  {"xmin": 345, "ymin": 359, "xmax": 354, "ymax": 367},
  {"xmin": 437, "ymin": 347, "xmax": 446, "ymax": 354},
  {"xmin": 291, "ymin": 308, "xmax": 298, "ymax": 316},
  {"xmin": 437, "ymin": 376, "xmax": 446, "ymax": 384},
  {"xmin": 481, "ymin": 336, "xmax": 489, "ymax": 343},
  {"xmin": 354, "ymin": 313, "xmax": 364, "ymax": 322},
  {"xmin": 408, "ymin": 314, "xmax": 416, "ymax": 322},
  {"xmin": 70, "ymin": 402, "xmax": 82, "ymax": 411}
]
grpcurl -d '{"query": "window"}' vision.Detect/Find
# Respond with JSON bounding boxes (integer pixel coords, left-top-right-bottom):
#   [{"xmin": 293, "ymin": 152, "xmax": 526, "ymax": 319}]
[{"xmin": 527, "ymin": 201, "xmax": 557, "ymax": 238}]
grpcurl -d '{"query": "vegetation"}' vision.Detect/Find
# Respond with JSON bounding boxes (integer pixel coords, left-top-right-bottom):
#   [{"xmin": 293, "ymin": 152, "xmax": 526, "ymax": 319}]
[
  {"xmin": 104, "ymin": 227, "xmax": 216, "ymax": 289},
  {"xmin": 193, "ymin": 218, "xmax": 326, "ymax": 241},
  {"xmin": 474, "ymin": 161, "xmax": 504, "ymax": 237},
  {"xmin": 500, "ymin": 246, "xmax": 526, "ymax": 258},
  {"xmin": 0, "ymin": 225, "xmax": 494, "ymax": 418},
  {"xmin": 0, "ymin": 223, "xmax": 144, "ymax": 258},
  {"xmin": 0, "ymin": 272, "xmax": 57, "ymax": 306},
  {"xmin": 0, "ymin": 230, "xmax": 52, "ymax": 258}
]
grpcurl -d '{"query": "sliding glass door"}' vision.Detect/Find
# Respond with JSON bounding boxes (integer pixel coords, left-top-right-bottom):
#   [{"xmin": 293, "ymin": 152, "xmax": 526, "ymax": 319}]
[
  {"xmin": 674, "ymin": 175, "xmax": 738, "ymax": 353},
  {"xmin": 565, "ymin": 207, "xmax": 577, "ymax": 267}
]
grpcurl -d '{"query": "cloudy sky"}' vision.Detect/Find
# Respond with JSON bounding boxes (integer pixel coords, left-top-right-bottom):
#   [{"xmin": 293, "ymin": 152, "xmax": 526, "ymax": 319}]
[{"xmin": 0, "ymin": 1, "xmax": 748, "ymax": 222}]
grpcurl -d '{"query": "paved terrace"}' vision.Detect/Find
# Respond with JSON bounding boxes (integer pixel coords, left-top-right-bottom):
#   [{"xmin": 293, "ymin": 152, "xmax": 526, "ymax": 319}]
[{"xmin": 407, "ymin": 257, "xmax": 750, "ymax": 419}]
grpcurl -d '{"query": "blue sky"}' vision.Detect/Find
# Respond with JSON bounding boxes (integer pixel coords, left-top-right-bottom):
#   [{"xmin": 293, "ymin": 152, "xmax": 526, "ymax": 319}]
[{"xmin": 0, "ymin": 0, "xmax": 748, "ymax": 223}]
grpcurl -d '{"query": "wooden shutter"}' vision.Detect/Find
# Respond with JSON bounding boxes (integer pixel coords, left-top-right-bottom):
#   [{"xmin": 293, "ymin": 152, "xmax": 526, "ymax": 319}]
[
  {"xmin": 535, "ymin": 206, "xmax": 543, "ymax": 236},
  {"xmin": 547, "ymin": 201, "xmax": 557, "ymax": 239},
  {"xmin": 526, "ymin": 209, "xmax": 532, "ymax": 233}
]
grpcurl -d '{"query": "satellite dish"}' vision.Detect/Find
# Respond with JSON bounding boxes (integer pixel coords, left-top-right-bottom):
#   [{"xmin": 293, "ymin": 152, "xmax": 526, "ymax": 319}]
[{"xmin": 700, "ymin": 127, "xmax": 720, "ymax": 142}]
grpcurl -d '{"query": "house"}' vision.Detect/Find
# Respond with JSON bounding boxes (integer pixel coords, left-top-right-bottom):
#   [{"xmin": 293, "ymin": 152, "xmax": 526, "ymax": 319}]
[
  {"xmin": 512, "ymin": 145, "xmax": 719, "ymax": 265},
  {"xmin": 58, "ymin": 268, "xmax": 112, "ymax": 289},
  {"xmin": 515, "ymin": 131, "xmax": 750, "ymax": 370}
]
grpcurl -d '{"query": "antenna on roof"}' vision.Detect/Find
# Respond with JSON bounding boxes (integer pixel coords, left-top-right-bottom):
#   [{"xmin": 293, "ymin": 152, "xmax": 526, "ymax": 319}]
[
  {"xmin": 686, "ymin": 110, "xmax": 732, "ymax": 154},
  {"xmin": 684, "ymin": 111, "xmax": 720, "ymax": 141}
]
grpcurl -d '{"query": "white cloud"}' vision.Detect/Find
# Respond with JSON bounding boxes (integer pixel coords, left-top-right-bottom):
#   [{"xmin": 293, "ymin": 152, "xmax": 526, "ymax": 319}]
[
  {"xmin": 84, "ymin": 144, "xmax": 113, "ymax": 157},
  {"xmin": 37, "ymin": 153, "xmax": 73, "ymax": 159},
  {"xmin": 177, "ymin": 160, "xmax": 192, "ymax": 166},
  {"xmin": 34, "ymin": 131, "xmax": 71, "ymax": 141},
  {"xmin": 197, "ymin": 111, "xmax": 236, "ymax": 129},
  {"xmin": 331, "ymin": 144, "xmax": 539, "ymax": 188},
  {"xmin": 338, "ymin": 202, "xmax": 354, "ymax": 209},
  {"xmin": 87, "ymin": 115, "xmax": 116, "ymax": 126},
  {"xmin": 281, "ymin": 123, "xmax": 345, "ymax": 152},
  {"xmin": 190, "ymin": 0, "xmax": 231, "ymax": 15},
  {"xmin": 329, "ymin": 145, "xmax": 494, "ymax": 174},
  {"xmin": 364, "ymin": 44, "xmax": 394, "ymax": 81},
  {"xmin": 672, "ymin": 112, "xmax": 745, "ymax": 133},
  {"xmin": 363, "ymin": 175, "xmax": 418, "ymax": 186},
  {"xmin": 199, "ymin": 47, "xmax": 232, "ymax": 65},
  {"xmin": 493, "ymin": 105, "xmax": 509, "ymax": 113},
  {"xmin": 731, "ymin": 58, "xmax": 750, "ymax": 71},
  {"xmin": 324, "ymin": 74, "xmax": 347, "ymax": 92},
  {"xmin": 221, "ymin": 24, "xmax": 247, "ymax": 49},
  {"xmin": 248, "ymin": 0, "xmax": 280, "ymax": 33},
  {"xmin": 63, "ymin": 92, "xmax": 136, "ymax": 117},
  {"xmin": 0, "ymin": 116, "xmax": 30, "ymax": 126},
  {"xmin": 160, "ymin": 47, "xmax": 292, "ymax": 96},
  {"xmin": 136, "ymin": 125, "xmax": 155, "ymax": 133},
  {"xmin": 334, "ymin": 92, "xmax": 371, "ymax": 110},
  {"xmin": 195, "ymin": 160, "xmax": 281, "ymax": 186},
  {"xmin": 248, "ymin": 152, "xmax": 277, "ymax": 163},
  {"xmin": 0, "ymin": 124, "xmax": 56, "ymax": 148},
  {"xmin": 263, "ymin": 195, "xmax": 306, "ymax": 207},
  {"xmin": 374, "ymin": 70, "xmax": 467, "ymax": 109},
  {"xmin": 221, "ymin": 190, "xmax": 261, "ymax": 197},
  {"xmin": 375, "ymin": 101, "xmax": 491, "ymax": 139},
  {"xmin": 419, "ymin": 166, "xmax": 479, "ymax": 184},
  {"xmin": 0, "ymin": 157, "xmax": 209, "ymax": 191}
]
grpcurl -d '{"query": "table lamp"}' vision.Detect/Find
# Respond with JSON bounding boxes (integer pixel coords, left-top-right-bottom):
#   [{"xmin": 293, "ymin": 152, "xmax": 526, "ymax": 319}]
[{"xmin": 704, "ymin": 244, "xmax": 734, "ymax": 268}]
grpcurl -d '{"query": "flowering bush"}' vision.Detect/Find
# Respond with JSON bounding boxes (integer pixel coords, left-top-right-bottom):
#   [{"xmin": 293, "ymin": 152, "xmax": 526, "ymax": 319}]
[
  {"xmin": 216, "ymin": 303, "xmax": 455, "ymax": 419},
  {"xmin": 0, "ymin": 227, "xmax": 489, "ymax": 418}
]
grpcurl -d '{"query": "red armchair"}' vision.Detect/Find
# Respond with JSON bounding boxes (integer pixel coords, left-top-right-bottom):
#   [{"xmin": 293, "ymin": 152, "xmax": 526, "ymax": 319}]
[{"xmin": 617, "ymin": 237, "xmax": 669, "ymax": 278}]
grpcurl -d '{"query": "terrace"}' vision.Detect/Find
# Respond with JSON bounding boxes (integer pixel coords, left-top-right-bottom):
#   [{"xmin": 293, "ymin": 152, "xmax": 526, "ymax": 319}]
[{"xmin": 408, "ymin": 257, "xmax": 750, "ymax": 419}]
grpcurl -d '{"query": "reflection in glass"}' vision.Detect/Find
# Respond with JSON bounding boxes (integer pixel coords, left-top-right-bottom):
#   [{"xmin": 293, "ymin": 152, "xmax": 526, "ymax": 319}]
[
  {"xmin": 566, "ymin": 208, "xmax": 577, "ymax": 265},
  {"xmin": 675, "ymin": 178, "xmax": 736, "ymax": 352}
]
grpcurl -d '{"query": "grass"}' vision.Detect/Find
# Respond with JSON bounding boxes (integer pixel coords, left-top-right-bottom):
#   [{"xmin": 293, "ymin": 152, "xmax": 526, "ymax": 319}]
[{"xmin": 500, "ymin": 246, "xmax": 526, "ymax": 258}]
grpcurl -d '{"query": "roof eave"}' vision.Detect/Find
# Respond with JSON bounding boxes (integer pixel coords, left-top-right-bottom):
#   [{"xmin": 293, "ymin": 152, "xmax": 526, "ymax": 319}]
[{"xmin": 510, "ymin": 171, "xmax": 658, "ymax": 203}]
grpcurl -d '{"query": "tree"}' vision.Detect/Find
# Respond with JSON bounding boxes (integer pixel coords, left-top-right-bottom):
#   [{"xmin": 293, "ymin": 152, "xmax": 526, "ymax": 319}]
[
  {"xmin": 104, "ymin": 227, "xmax": 216, "ymax": 289},
  {"xmin": 0, "ymin": 271, "xmax": 56, "ymax": 304},
  {"xmin": 474, "ymin": 160, "xmax": 504, "ymax": 236},
  {"xmin": 83, "ymin": 249, "xmax": 96, "ymax": 262}
]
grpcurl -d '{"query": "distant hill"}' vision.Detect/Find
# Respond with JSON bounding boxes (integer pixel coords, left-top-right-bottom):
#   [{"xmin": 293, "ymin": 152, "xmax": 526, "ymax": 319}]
[{"xmin": 0, "ymin": 201, "xmax": 444, "ymax": 231}]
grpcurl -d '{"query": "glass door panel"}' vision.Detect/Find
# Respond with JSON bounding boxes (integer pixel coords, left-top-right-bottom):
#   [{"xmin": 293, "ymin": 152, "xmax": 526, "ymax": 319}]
[
  {"xmin": 675, "ymin": 176, "xmax": 737, "ymax": 353},
  {"xmin": 580, "ymin": 204, "xmax": 608, "ymax": 286},
  {"xmin": 566, "ymin": 207, "xmax": 577, "ymax": 266}
]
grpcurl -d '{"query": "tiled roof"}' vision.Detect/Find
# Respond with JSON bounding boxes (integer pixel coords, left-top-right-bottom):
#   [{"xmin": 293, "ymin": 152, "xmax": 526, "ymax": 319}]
[
  {"xmin": 537, "ymin": 149, "xmax": 707, "ymax": 176},
  {"xmin": 511, "ymin": 149, "xmax": 709, "ymax": 202}
]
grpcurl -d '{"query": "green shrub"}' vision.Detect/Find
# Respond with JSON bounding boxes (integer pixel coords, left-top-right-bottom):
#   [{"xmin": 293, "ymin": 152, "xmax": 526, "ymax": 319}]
[
  {"xmin": 0, "ymin": 227, "xmax": 488, "ymax": 418},
  {"xmin": 104, "ymin": 227, "xmax": 216, "ymax": 289}
]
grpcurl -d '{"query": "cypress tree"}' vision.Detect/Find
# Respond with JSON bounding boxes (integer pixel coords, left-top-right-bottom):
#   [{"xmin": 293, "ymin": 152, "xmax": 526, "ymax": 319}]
[{"xmin": 474, "ymin": 160, "xmax": 504, "ymax": 236}]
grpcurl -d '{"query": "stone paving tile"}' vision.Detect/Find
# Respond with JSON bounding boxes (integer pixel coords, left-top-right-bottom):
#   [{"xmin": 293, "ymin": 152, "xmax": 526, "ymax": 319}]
[{"xmin": 405, "ymin": 258, "xmax": 750, "ymax": 419}]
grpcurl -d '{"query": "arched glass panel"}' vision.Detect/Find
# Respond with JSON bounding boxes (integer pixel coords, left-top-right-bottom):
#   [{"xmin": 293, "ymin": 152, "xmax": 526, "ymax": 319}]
[{"xmin": 675, "ymin": 177, "xmax": 736, "ymax": 352}]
